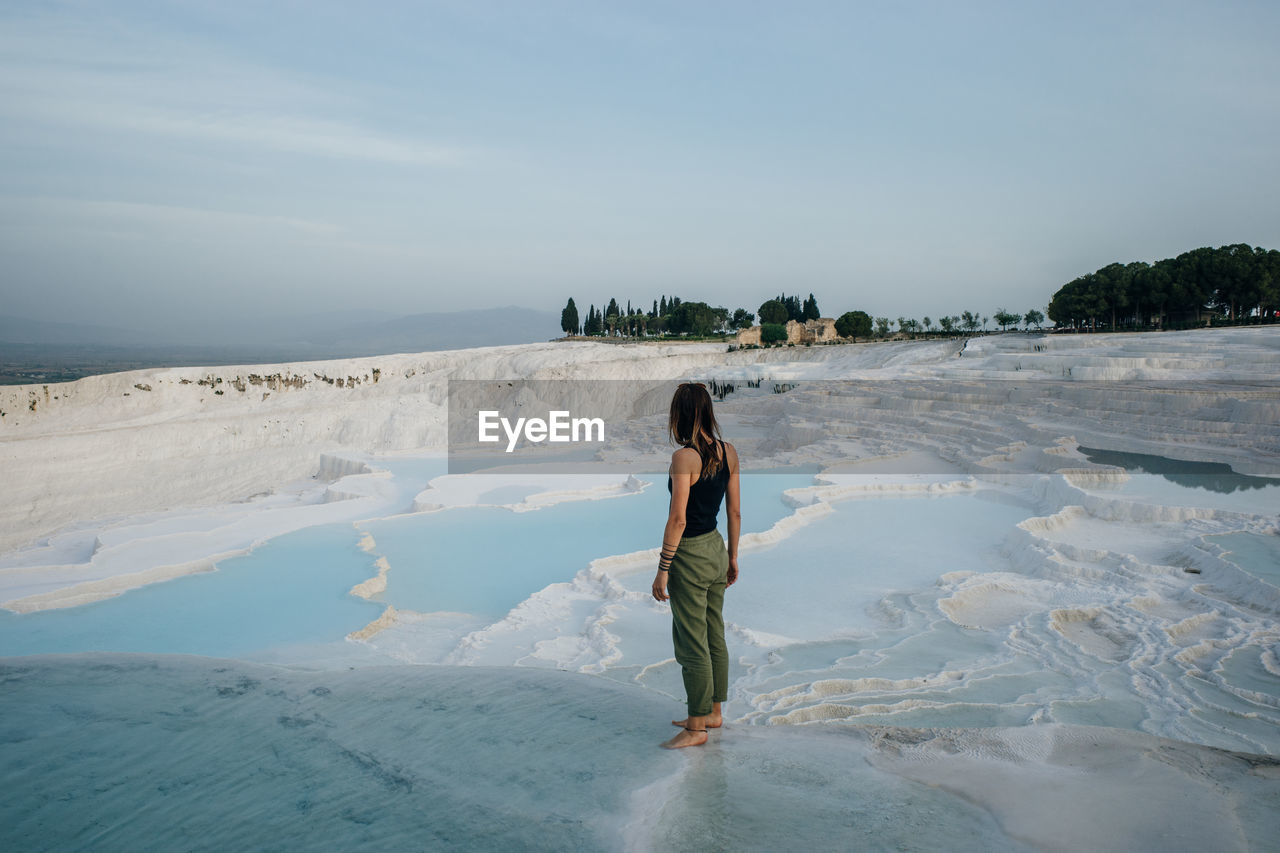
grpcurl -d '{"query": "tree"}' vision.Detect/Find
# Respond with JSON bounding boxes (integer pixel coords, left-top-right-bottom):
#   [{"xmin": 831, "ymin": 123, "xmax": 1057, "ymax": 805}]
[
  {"xmin": 1049, "ymin": 260, "xmax": 1108, "ymax": 328},
  {"xmin": 939, "ymin": 316, "xmax": 954, "ymax": 333},
  {"xmin": 922, "ymin": 316, "xmax": 932, "ymax": 333},
  {"xmin": 561, "ymin": 298, "xmax": 579, "ymax": 335},
  {"xmin": 1145, "ymin": 261, "xmax": 1173, "ymax": 327},
  {"xmin": 1260, "ymin": 248, "xmax": 1280, "ymax": 319},
  {"xmin": 773, "ymin": 293, "xmax": 803, "ymax": 322},
  {"xmin": 1023, "ymin": 309, "xmax": 1045, "ymax": 329},
  {"xmin": 758, "ymin": 299, "xmax": 788, "ymax": 324},
  {"xmin": 993, "ymin": 308, "xmax": 1020, "ymax": 331},
  {"xmin": 803, "ymin": 293, "xmax": 821, "ymax": 321},
  {"xmin": 1045, "ymin": 244, "xmax": 1280, "ymax": 330},
  {"xmin": 668, "ymin": 301, "xmax": 720, "ymax": 336},
  {"xmin": 712, "ymin": 305, "xmax": 730, "ymax": 333},
  {"xmin": 874, "ymin": 316, "xmax": 891, "ymax": 337},
  {"xmin": 835, "ymin": 310, "xmax": 872, "ymax": 339},
  {"xmin": 1123, "ymin": 261, "xmax": 1150, "ymax": 327},
  {"xmin": 1092, "ymin": 263, "xmax": 1133, "ymax": 329},
  {"xmin": 760, "ymin": 323, "xmax": 787, "ymax": 344},
  {"xmin": 731, "ymin": 308, "xmax": 755, "ymax": 329},
  {"xmin": 961, "ymin": 311, "xmax": 979, "ymax": 333},
  {"xmin": 1212, "ymin": 243, "xmax": 1262, "ymax": 321}
]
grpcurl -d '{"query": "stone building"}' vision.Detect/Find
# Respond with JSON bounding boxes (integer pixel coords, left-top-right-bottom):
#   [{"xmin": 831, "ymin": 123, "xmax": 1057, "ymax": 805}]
[
  {"xmin": 786, "ymin": 318, "xmax": 839, "ymax": 344},
  {"xmin": 737, "ymin": 318, "xmax": 840, "ymax": 346}
]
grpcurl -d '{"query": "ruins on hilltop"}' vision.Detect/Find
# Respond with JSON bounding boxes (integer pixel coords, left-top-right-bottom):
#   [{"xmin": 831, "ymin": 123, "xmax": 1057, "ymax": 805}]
[{"xmin": 736, "ymin": 317, "xmax": 841, "ymax": 346}]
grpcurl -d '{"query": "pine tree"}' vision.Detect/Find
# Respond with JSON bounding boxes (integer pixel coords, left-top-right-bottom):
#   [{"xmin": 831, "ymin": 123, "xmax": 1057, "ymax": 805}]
[
  {"xmin": 803, "ymin": 293, "xmax": 820, "ymax": 321},
  {"xmin": 561, "ymin": 297, "xmax": 580, "ymax": 335},
  {"xmin": 776, "ymin": 293, "xmax": 802, "ymax": 322}
]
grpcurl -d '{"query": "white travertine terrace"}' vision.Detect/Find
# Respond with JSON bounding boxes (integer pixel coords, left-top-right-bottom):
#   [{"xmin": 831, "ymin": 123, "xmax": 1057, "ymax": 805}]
[
  {"xmin": 5, "ymin": 325, "xmax": 1274, "ymax": 550},
  {"xmin": 2, "ymin": 328, "xmax": 1277, "ymax": 612},
  {"xmin": 2, "ymin": 329, "xmax": 1278, "ymax": 848}
]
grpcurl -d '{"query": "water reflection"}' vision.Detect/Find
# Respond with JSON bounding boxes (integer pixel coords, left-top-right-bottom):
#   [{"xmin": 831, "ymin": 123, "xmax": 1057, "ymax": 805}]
[{"xmin": 1078, "ymin": 446, "xmax": 1279, "ymax": 493}]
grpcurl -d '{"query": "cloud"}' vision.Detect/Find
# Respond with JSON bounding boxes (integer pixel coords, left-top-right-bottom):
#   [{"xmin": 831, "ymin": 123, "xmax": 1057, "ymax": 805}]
[
  {"xmin": 1, "ymin": 196, "xmax": 343, "ymax": 239},
  {"xmin": 54, "ymin": 103, "xmax": 461, "ymax": 166},
  {"xmin": 0, "ymin": 9, "xmax": 464, "ymax": 166}
]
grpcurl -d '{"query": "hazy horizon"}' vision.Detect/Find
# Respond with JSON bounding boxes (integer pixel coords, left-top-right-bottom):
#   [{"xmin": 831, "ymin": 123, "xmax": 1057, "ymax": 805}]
[
  {"xmin": 2, "ymin": 1, "xmax": 1278, "ymax": 340},
  {"xmin": 0, "ymin": 304, "xmax": 560, "ymax": 347}
]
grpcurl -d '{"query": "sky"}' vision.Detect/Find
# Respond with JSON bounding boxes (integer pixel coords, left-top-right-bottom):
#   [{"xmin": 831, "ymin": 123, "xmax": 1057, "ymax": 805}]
[{"xmin": 2, "ymin": 0, "xmax": 1278, "ymax": 339}]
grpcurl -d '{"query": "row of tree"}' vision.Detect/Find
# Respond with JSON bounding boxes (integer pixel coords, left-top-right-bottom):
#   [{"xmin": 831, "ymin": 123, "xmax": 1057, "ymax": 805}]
[
  {"xmin": 561, "ymin": 292, "xmax": 824, "ymax": 338},
  {"xmin": 748, "ymin": 307, "xmax": 1048, "ymax": 345},
  {"xmin": 833, "ymin": 309, "xmax": 1045, "ymax": 338},
  {"xmin": 757, "ymin": 293, "xmax": 822, "ymax": 324},
  {"xmin": 559, "ymin": 243, "xmax": 1280, "ymax": 342},
  {"xmin": 1047, "ymin": 244, "xmax": 1280, "ymax": 330},
  {"xmin": 562, "ymin": 292, "xmax": 1051, "ymax": 341}
]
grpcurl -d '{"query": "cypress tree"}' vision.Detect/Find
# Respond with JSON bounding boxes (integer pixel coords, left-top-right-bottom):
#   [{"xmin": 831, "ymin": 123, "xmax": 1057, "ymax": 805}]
[{"xmin": 561, "ymin": 297, "xmax": 580, "ymax": 335}]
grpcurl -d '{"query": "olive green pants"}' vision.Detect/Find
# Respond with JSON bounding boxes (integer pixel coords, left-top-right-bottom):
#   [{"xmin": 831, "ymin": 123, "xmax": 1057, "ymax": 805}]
[{"xmin": 668, "ymin": 529, "xmax": 730, "ymax": 717}]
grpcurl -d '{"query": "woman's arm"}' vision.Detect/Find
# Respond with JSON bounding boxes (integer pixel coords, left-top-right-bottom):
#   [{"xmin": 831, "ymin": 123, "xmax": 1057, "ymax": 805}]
[
  {"xmin": 724, "ymin": 442, "xmax": 741, "ymax": 586},
  {"xmin": 652, "ymin": 449, "xmax": 698, "ymax": 602}
]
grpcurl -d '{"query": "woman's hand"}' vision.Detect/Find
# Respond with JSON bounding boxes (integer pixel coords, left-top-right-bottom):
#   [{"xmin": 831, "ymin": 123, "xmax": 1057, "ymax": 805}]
[
  {"xmin": 727, "ymin": 555, "xmax": 739, "ymax": 587},
  {"xmin": 652, "ymin": 570, "xmax": 669, "ymax": 602}
]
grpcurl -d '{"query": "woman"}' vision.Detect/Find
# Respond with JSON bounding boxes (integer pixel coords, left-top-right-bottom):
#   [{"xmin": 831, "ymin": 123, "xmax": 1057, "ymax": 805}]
[{"xmin": 651, "ymin": 382, "xmax": 741, "ymax": 749}]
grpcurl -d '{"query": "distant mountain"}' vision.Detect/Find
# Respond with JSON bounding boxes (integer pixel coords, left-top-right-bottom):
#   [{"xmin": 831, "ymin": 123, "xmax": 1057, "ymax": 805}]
[
  {"xmin": 0, "ymin": 315, "xmax": 179, "ymax": 347},
  {"xmin": 0, "ymin": 307, "xmax": 561, "ymax": 354},
  {"xmin": 0, "ymin": 307, "xmax": 566, "ymax": 384},
  {"xmin": 304, "ymin": 306, "xmax": 563, "ymax": 355},
  {"xmin": 188, "ymin": 309, "xmax": 400, "ymax": 347}
]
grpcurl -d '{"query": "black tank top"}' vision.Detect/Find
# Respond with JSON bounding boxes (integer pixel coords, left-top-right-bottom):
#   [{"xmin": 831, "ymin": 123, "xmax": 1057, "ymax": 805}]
[{"xmin": 667, "ymin": 439, "xmax": 730, "ymax": 538}]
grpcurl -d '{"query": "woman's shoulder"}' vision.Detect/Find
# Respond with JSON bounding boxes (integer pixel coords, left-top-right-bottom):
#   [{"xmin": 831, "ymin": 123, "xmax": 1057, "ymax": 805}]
[
  {"xmin": 720, "ymin": 440, "xmax": 739, "ymax": 471},
  {"xmin": 670, "ymin": 445, "xmax": 701, "ymax": 470}
]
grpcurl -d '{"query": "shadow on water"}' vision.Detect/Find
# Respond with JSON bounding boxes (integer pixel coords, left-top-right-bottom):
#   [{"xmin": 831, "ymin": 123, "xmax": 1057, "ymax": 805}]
[{"xmin": 1078, "ymin": 446, "xmax": 1279, "ymax": 494}]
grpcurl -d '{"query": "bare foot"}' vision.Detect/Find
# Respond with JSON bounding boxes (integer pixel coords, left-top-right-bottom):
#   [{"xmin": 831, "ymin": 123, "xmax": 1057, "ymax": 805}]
[
  {"xmin": 672, "ymin": 715, "xmax": 722, "ymax": 729},
  {"xmin": 661, "ymin": 727, "xmax": 708, "ymax": 749}
]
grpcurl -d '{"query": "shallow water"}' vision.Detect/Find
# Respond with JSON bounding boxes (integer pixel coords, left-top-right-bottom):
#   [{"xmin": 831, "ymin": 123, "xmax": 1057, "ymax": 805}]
[
  {"xmin": 0, "ymin": 470, "xmax": 814, "ymax": 657},
  {"xmin": 3, "ymin": 655, "xmax": 1274, "ymax": 853},
  {"xmin": 0, "ymin": 523, "xmax": 384, "ymax": 657},
  {"xmin": 4, "ymin": 441, "xmax": 1280, "ymax": 853},
  {"xmin": 1077, "ymin": 446, "xmax": 1280, "ymax": 488},
  {"xmin": 363, "ymin": 471, "xmax": 814, "ymax": 619},
  {"xmin": 1078, "ymin": 446, "xmax": 1280, "ymax": 504},
  {"xmin": 1207, "ymin": 531, "xmax": 1280, "ymax": 587}
]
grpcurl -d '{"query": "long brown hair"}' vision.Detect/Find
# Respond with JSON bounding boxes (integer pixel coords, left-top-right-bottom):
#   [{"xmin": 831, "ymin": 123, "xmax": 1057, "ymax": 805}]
[{"xmin": 668, "ymin": 382, "xmax": 724, "ymax": 481}]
